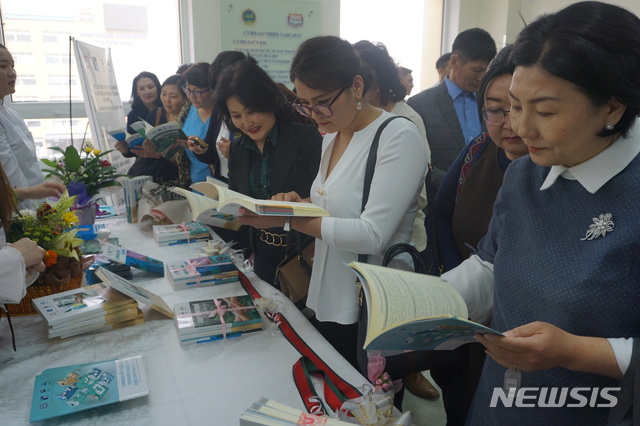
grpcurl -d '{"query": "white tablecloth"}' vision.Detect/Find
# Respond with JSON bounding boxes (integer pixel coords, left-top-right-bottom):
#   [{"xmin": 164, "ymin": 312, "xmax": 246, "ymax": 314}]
[{"xmin": 0, "ymin": 217, "xmax": 368, "ymax": 425}]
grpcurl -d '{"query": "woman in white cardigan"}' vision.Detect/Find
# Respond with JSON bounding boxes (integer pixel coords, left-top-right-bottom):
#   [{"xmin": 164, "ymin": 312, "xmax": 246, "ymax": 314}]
[{"xmin": 240, "ymin": 36, "xmax": 428, "ymax": 368}]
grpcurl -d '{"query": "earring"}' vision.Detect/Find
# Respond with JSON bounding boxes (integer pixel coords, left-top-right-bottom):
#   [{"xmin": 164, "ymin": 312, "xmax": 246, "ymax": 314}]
[
  {"xmin": 605, "ymin": 122, "xmax": 614, "ymax": 131},
  {"xmin": 356, "ymin": 101, "xmax": 362, "ymax": 111}
]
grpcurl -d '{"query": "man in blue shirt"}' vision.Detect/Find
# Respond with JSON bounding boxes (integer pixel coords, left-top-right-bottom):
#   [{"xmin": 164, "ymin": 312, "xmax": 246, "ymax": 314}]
[{"xmin": 408, "ymin": 28, "xmax": 496, "ymax": 191}]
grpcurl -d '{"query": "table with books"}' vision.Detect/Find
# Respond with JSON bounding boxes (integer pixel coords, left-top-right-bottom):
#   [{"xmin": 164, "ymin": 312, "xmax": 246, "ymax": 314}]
[{"xmin": 0, "ymin": 216, "xmax": 369, "ymax": 425}]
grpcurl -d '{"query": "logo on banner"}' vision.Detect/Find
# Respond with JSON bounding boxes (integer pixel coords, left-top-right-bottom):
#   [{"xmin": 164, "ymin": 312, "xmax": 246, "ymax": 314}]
[
  {"xmin": 242, "ymin": 9, "xmax": 256, "ymax": 25},
  {"xmin": 489, "ymin": 387, "xmax": 620, "ymax": 408},
  {"xmin": 288, "ymin": 13, "xmax": 303, "ymax": 28}
]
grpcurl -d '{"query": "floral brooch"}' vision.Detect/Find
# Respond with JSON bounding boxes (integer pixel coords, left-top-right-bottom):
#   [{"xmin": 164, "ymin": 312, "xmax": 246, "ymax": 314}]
[{"xmin": 581, "ymin": 213, "xmax": 614, "ymax": 241}]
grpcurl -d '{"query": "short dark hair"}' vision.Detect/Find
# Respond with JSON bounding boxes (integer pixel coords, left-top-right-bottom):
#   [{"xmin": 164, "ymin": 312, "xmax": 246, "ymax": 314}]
[
  {"xmin": 510, "ymin": 1, "xmax": 640, "ymax": 137},
  {"xmin": 213, "ymin": 58, "xmax": 291, "ymax": 132},
  {"xmin": 353, "ymin": 40, "xmax": 406, "ymax": 105},
  {"xmin": 183, "ymin": 62, "xmax": 210, "ymax": 89},
  {"xmin": 290, "ymin": 36, "xmax": 363, "ymax": 92},
  {"xmin": 161, "ymin": 74, "xmax": 187, "ymax": 96},
  {"xmin": 208, "ymin": 51, "xmax": 251, "ymax": 89},
  {"xmin": 130, "ymin": 71, "xmax": 161, "ymax": 111},
  {"xmin": 436, "ymin": 52, "xmax": 452, "ymax": 70},
  {"xmin": 452, "ymin": 28, "xmax": 496, "ymax": 63},
  {"xmin": 477, "ymin": 45, "xmax": 514, "ymax": 120}
]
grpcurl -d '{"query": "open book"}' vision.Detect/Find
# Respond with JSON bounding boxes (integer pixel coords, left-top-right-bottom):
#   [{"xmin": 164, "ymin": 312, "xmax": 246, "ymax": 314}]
[
  {"xmin": 171, "ymin": 187, "xmax": 241, "ymax": 230},
  {"xmin": 191, "ymin": 181, "xmax": 330, "ymax": 217},
  {"xmin": 349, "ymin": 262, "xmax": 502, "ymax": 351},
  {"xmin": 107, "ymin": 129, "xmax": 145, "ymax": 148},
  {"xmin": 130, "ymin": 119, "xmax": 187, "ymax": 158}
]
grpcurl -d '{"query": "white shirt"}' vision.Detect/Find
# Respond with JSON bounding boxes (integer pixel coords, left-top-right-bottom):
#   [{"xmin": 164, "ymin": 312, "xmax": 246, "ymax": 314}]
[
  {"xmin": 0, "ymin": 227, "xmax": 31, "ymax": 305},
  {"xmin": 308, "ymin": 110, "xmax": 428, "ymax": 324},
  {"xmin": 0, "ymin": 104, "xmax": 44, "ymax": 207},
  {"xmin": 442, "ymin": 122, "xmax": 640, "ymax": 374},
  {"xmin": 215, "ymin": 122, "xmax": 231, "ymax": 179}
]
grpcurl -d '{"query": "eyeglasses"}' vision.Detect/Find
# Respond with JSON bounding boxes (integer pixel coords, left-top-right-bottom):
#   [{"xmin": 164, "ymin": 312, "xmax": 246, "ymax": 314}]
[
  {"xmin": 482, "ymin": 108, "xmax": 510, "ymax": 125},
  {"xmin": 182, "ymin": 85, "xmax": 211, "ymax": 98},
  {"xmin": 294, "ymin": 87, "xmax": 346, "ymax": 118}
]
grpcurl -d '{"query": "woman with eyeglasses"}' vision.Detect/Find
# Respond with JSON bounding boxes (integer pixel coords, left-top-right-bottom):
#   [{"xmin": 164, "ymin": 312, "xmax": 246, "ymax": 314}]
[
  {"xmin": 212, "ymin": 58, "xmax": 322, "ymax": 285},
  {"xmin": 435, "ymin": 45, "xmax": 526, "ymax": 273},
  {"xmin": 181, "ymin": 62, "xmax": 216, "ymax": 183},
  {"xmin": 239, "ymin": 36, "xmax": 428, "ymax": 368}
]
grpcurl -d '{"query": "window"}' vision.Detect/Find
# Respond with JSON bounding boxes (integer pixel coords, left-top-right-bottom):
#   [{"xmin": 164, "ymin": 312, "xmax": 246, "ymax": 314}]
[
  {"xmin": 5, "ymin": 30, "xmax": 31, "ymax": 42},
  {"xmin": 45, "ymin": 53, "xmax": 72, "ymax": 66},
  {"xmin": 26, "ymin": 120, "xmax": 41, "ymax": 127},
  {"xmin": 17, "ymin": 75, "xmax": 36, "ymax": 85},
  {"xmin": 42, "ymin": 32, "xmax": 67, "ymax": 44}
]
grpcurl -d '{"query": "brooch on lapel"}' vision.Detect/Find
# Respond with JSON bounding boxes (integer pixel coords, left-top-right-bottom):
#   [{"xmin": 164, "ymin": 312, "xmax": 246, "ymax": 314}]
[{"xmin": 581, "ymin": 213, "xmax": 614, "ymax": 241}]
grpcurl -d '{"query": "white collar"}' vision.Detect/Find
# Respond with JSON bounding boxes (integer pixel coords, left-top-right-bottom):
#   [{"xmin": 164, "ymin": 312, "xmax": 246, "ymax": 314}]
[{"xmin": 540, "ymin": 122, "xmax": 640, "ymax": 194}]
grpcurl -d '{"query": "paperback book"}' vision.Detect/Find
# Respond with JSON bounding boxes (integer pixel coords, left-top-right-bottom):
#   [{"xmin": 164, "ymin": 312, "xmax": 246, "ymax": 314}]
[
  {"xmin": 121, "ymin": 175, "xmax": 153, "ymax": 223},
  {"xmin": 30, "ymin": 355, "xmax": 149, "ymax": 422},
  {"xmin": 171, "ymin": 186, "xmax": 240, "ymax": 230},
  {"xmin": 130, "ymin": 119, "xmax": 187, "ymax": 159},
  {"xmin": 174, "ymin": 294, "xmax": 262, "ymax": 345},
  {"xmin": 153, "ymin": 222, "xmax": 211, "ymax": 246},
  {"xmin": 101, "ymin": 242, "xmax": 164, "ymax": 276},
  {"xmin": 107, "ymin": 128, "xmax": 145, "ymax": 148},
  {"xmin": 95, "ymin": 267, "xmax": 174, "ymax": 318},
  {"xmin": 166, "ymin": 253, "xmax": 238, "ymax": 290},
  {"xmin": 349, "ymin": 262, "xmax": 503, "ymax": 351},
  {"xmin": 31, "ymin": 284, "xmax": 136, "ymax": 328},
  {"xmin": 49, "ymin": 306, "xmax": 143, "ymax": 339}
]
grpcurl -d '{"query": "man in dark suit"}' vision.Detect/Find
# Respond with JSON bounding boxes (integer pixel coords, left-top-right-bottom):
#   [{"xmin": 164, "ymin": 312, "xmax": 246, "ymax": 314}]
[{"xmin": 408, "ymin": 28, "xmax": 496, "ymax": 191}]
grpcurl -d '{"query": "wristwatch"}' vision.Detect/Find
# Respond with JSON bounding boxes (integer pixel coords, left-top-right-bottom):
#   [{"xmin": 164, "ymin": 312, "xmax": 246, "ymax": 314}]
[{"xmin": 283, "ymin": 217, "xmax": 291, "ymax": 232}]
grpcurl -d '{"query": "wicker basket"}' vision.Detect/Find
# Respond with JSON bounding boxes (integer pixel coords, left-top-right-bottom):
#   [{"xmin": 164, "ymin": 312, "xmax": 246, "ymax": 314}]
[{"xmin": 5, "ymin": 255, "xmax": 93, "ymax": 316}]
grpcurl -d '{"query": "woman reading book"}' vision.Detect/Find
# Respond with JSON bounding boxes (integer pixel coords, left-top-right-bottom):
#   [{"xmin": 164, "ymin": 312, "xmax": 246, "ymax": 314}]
[
  {"xmin": 441, "ymin": 3, "xmax": 640, "ymax": 424},
  {"xmin": 212, "ymin": 58, "xmax": 322, "ymax": 285},
  {"xmin": 238, "ymin": 36, "xmax": 428, "ymax": 371}
]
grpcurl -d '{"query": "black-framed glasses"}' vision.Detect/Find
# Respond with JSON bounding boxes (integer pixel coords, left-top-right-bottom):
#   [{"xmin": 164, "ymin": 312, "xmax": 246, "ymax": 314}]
[
  {"xmin": 294, "ymin": 87, "xmax": 346, "ymax": 118},
  {"xmin": 482, "ymin": 108, "xmax": 510, "ymax": 125},
  {"xmin": 182, "ymin": 85, "xmax": 211, "ymax": 98}
]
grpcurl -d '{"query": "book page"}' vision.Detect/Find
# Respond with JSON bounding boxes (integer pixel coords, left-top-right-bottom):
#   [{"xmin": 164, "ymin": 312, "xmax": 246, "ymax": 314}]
[
  {"xmin": 171, "ymin": 187, "xmax": 239, "ymax": 229},
  {"xmin": 349, "ymin": 262, "xmax": 468, "ymax": 341},
  {"xmin": 146, "ymin": 121, "xmax": 187, "ymax": 157}
]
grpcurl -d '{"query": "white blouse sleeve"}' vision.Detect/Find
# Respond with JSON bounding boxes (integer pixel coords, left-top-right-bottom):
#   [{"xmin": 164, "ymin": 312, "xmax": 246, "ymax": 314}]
[
  {"xmin": 441, "ymin": 254, "xmax": 495, "ymax": 324},
  {"xmin": 321, "ymin": 123, "xmax": 428, "ymax": 254},
  {"xmin": 0, "ymin": 245, "xmax": 28, "ymax": 304}
]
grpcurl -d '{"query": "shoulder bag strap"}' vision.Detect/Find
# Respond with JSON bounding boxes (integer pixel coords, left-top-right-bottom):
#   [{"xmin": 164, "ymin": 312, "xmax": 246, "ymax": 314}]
[{"xmin": 358, "ymin": 116, "xmax": 410, "ymax": 264}]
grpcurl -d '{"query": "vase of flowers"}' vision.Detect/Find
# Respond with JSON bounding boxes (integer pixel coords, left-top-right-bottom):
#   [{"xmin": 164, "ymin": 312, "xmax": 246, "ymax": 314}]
[
  {"xmin": 40, "ymin": 142, "xmax": 127, "ymax": 225},
  {"xmin": 5, "ymin": 192, "xmax": 93, "ymax": 315}
]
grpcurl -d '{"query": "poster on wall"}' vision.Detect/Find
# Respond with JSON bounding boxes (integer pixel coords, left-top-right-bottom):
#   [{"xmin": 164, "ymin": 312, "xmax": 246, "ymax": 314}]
[
  {"xmin": 219, "ymin": 0, "xmax": 320, "ymax": 86},
  {"xmin": 73, "ymin": 39, "xmax": 130, "ymax": 212}
]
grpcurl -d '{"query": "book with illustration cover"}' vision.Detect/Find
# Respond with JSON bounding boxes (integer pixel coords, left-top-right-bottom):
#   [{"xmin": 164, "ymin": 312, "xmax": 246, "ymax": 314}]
[
  {"xmin": 130, "ymin": 119, "xmax": 186, "ymax": 159},
  {"xmin": 121, "ymin": 175, "xmax": 153, "ymax": 223},
  {"xmin": 153, "ymin": 222, "xmax": 210, "ymax": 245},
  {"xmin": 30, "ymin": 355, "xmax": 149, "ymax": 422},
  {"xmin": 165, "ymin": 254, "xmax": 238, "ymax": 290},
  {"xmin": 31, "ymin": 284, "xmax": 136, "ymax": 327},
  {"xmin": 349, "ymin": 262, "xmax": 503, "ymax": 351},
  {"xmin": 174, "ymin": 294, "xmax": 262, "ymax": 345},
  {"xmin": 101, "ymin": 242, "xmax": 164, "ymax": 275},
  {"xmin": 95, "ymin": 267, "xmax": 173, "ymax": 318},
  {"xmin": 107, "ymin": 128, "xmax": 145, "ymax": 148}
]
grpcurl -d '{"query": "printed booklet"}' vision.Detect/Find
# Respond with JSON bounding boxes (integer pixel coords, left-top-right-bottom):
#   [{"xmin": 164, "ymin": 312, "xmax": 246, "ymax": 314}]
[
  {"xmin": 349, "ymin": 262, "xmax": 503, "ymax": 351},
  {"xmin": 30, "ymin": 355, "xmax": 149, "ymax": 422}
]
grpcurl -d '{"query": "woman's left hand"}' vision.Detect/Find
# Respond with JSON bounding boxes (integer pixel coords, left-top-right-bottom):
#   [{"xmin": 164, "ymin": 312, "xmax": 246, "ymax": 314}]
[
  {"xmin": 475, "ymin": 321, "xmax": 578, "ymax": 373},
  {"xmin": 237, "ymin": 208, "xmax": 286, "ymax": 229}
]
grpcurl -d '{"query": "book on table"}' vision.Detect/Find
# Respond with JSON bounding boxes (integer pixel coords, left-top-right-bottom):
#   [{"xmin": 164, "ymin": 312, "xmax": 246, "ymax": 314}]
[
  {"xmin": 100, "ymin": 241, "xmax": 165, "ymax": 276},
  {"xmin": 240, "ymin": 397, "xmax": 352, "ymax": 425},
  {"xmin": 31, "ymin": 284, "xmax": 137, "ymax": 328},
  {"xmin": 153, "ymin": 221, "xmax": 211, "ymax": 246},
  {"xmin": 52, "ymin": 308, "xmax": 144, "ymax": 339},
  {"xmin": 165, "ymin": 253, "xmax": 238, "ymax": 291},
  {"xmin": 349, "ymin": 261, "xmax": 503, "ymax": 351},
  {"xmin": 174, "ymin": 293, "xmax": 263, "ymax": 345},
  {"xmin": 30, "ymin": 355, "xmax": 149, "ymax": 422},
  {"xmin": 95, "ymin": 267, "xmax": 174, "ymax": 318},
  {"xmin": 191, "ymin": 180, "xmax": 330, "ymax": 217},
  {"xmin": 121, "ymin": 175, "xmax": 153, "ymax": 223},
  {"xmin": 130, "ymin": 119, "xmax": 187, "ymax": 159}
]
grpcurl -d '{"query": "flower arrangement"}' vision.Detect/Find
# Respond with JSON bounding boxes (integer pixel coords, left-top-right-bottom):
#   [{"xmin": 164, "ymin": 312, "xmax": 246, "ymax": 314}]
[
  {"xmin": 40, "ymin": 142, "xmax": 127, "ymax": 208},
  {"xmin": 7, "ymin": 192, "xmax": 83, "ymax": 266}
]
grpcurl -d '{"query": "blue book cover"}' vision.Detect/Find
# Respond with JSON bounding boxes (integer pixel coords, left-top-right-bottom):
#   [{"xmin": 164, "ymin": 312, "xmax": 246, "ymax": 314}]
[{"xmin": 30, "ymin": 355, "xmax": 148, "ymax": 422}]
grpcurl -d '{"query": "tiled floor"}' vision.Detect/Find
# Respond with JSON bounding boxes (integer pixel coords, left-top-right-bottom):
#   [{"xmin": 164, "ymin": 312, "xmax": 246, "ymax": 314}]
[{"xmin": 402, "ymin": 371, "xmax": 447, "ymax": 426}]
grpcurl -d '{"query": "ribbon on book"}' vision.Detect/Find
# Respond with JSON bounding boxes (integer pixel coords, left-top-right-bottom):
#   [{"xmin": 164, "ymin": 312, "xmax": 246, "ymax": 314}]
[
  {"xmin": 169, "ymin": 259, "xmax": 207, "ymax": 286},
  {"xmin": 179, "ymin": 221, "xmax": 192, "ymax": 243},
  {"xmin": 176, "ymin": 297, "xmax": 258, "ymax": 339}
]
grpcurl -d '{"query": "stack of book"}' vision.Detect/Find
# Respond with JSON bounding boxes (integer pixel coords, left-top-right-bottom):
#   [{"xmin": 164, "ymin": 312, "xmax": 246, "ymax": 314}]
[
  {"xmin": 121, "ymin": 175, "xmax": 152, "ymax": 223},
  {"xmin": 152, "ymin": 222, "xmax": 210, "ymax": 246},
  {"xmin": 31, "ymin": 284, "xmax": 143, "ymax": 339},
  {"xmin": 165, "ymin": 254, "xmax": 238, "ymax": 290},
  {"xmin": 239, "ymin": 397, "xmax": 352, "ymax": 425},
  {"xmin": 174, "ymin": 294, "xmax": 262, "ymax": 345}
]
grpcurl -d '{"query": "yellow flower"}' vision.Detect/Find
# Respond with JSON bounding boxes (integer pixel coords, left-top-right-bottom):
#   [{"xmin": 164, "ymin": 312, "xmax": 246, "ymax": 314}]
[
  {"xmin": 93, "ymin": 149, "xmax": 101, "ymax": 156},
  {"xmin": 63, "ymin": 211, "xmax": 79, "ymax": 225},
  {"xmin": 84, "ymin": 147, "xmax": 92, "ymax": 154}
]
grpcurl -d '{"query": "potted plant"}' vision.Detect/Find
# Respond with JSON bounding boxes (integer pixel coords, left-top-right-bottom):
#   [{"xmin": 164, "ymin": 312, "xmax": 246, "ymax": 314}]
[{"xmin": 40, "ymin": 142, "xmax": 127, "ymax": 224}]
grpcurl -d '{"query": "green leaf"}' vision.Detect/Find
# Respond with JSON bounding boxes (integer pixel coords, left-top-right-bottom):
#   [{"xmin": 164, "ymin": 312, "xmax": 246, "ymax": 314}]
[
  {"xmin": 40, "ymin": 158, "xmax": 59, "ymax": 168},
  {"xmin": 64, "ymin": 146, "xmax": 82, "ymax": 172},
  {"xmin": 48, "ymin": 146, "xmax": 66, "ymax": 155}
]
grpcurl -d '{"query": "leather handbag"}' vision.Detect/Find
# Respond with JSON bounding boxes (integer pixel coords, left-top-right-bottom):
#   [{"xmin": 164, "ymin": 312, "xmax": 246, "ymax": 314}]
[{"xmin": 274, "ymin": 233, "xmax": 315, "ymax": 309}]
